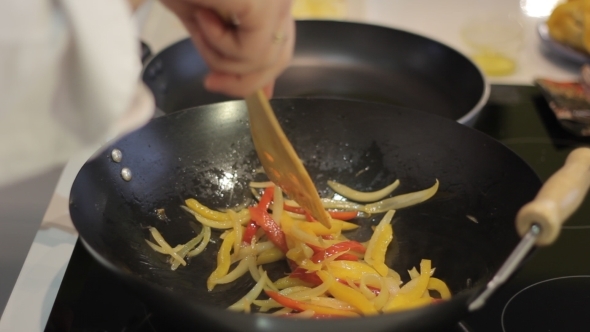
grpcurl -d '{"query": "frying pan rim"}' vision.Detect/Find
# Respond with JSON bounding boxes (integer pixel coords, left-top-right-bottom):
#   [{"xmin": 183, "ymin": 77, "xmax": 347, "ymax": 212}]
[{"xmin": 140, "ymin": 19, "xmax": 490, "ymax": 125}]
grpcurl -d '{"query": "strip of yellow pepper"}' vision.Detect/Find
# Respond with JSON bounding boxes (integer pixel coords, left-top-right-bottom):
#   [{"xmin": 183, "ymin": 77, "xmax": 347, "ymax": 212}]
[
  {"xmin": 383, "ymin": 259, "xmax": 431, "ymax": 312},
  {"xmin": 428, "ymin": 277, "xmax": 451, "ymax": 300},
  {"xmin": 316, "ymin": 270, "xmax": 378, "ymax": 315},
  {"xmin": 256, "ymin": 247, "xmax": 285, "ymax": 265},
  {"xmin": 298, "ymin": 219, "xmax": 357, "ymax": 236},
  {"xmin": 370, "ymin": 223, "xmax": 393, "ymax": 276},
  {"xmin": 207, "ymin": 230, "xmax": 236, "ymax": 291},
  {"xmin": 273, "ymin": 276, "xmax": 314, "ymax": 289},
  {"xmin": 185, "ymin": 198, "xmax": 249, "ymax": 222},
  {"xmin": 326, "ymin": 260, "xmax": 380, "ymax": 281}
]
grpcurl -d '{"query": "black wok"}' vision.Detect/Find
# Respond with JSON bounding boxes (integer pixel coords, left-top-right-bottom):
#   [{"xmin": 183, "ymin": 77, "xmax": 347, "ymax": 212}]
[
  {"xmin": 70, "ymin": 98, "xmax": 540, "ymax": 332},
  {"xmin": 142, "ymin": 20, "xmax": 489, "ymax": 125}
]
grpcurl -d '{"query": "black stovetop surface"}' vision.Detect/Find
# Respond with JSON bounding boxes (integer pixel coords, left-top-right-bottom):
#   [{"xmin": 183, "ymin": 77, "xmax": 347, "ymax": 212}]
[{"xmin": 45, "ymin": 85, "xmax": 590, "ymax": 332}]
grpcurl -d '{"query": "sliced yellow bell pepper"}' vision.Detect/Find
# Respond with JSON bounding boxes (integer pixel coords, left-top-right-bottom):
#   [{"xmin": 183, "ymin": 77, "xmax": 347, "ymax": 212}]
[
  {"xmin": 326, "ymin": 260, "xmax": 380, "ymax": 281},
  {"xmin": 317, "ymin": 270, "xmax": 378, "ymax": 315},
  {"xmin": 256, "ymin": 247, "xmax": 285, "ymax": 265},
  {"xmin": 274, "ymin": 276, "xmax": 314, "ymax": 289},
  {"xmin": 207, "ymin": 230, "xmax": 236, "ymax": 290},
  {"xmin": 370, "ymin": 223, "xmax": 393, "ymax": 276},
  {"xmin": 298, "ymin": 219, "xmax": 357, "ymax": 236},
  {"xmin": 428, "ymin": 277, "xmax": 451, "ymax": 300},
  {"xmin": 185, "ymin": 198, "xmax": 249, "ymax": 222},
  {"xmin": 383, "ymin": 259, "xmax": 431, "ymax": 312}
]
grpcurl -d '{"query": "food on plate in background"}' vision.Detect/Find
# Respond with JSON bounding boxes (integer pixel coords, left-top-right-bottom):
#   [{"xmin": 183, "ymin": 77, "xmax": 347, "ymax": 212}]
[
  {"xmin": 460, "ymin": 13, "xmax": 524, "ymax": 76},
  {"xmin": 535, "ymin": 64, "xmax": 590, "ymax": 136},
  {"xmin": 292, "ymin": 0, "xmax": 349, "ymax": 19},
  {"xmin": 547, "ymin": 0, "xmax": 590, "ymax": 53},
  {"xmin": 145, "ymin": 177, "xmax": 450, "ymax": 317}
]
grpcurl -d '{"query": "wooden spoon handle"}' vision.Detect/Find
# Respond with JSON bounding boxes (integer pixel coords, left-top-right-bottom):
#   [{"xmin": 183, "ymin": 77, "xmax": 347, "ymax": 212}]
[{"xmin": 516, "ymin": 147, "xmax": 590, "ymax": 246}]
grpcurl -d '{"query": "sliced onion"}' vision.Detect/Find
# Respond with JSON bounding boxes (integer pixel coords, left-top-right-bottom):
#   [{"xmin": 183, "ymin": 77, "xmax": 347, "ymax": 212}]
[
  {"xmin": 270, "ymin": 307, "xmax": 294, "ymax": 316},
  {"xmin": 384, "ymin": 276, "xmax": 401, "ymax": 296},
  {"xmin": 361, "ymin": 274, "xmax": 389, "ymax": 310},
  {"xmin": 248, "ymin": 255, "xmax": 261, "ymax": 281},
  {"xmin": 327, "ymin": 179, "xmax": 400, "ymax": 203},
  {"xmin": 187, "ymin": 226, "xmax": 211, "ymax": 257},
  {"xmin": 145, "ymin": 240, "xmax": 167, "ymax": 254},
  {"xmin": 171, "ymin": 228, "xmax": 207, "ymax": 270},
  {"xmin": 272, "ymin": 186, "xmax": 284, "ymax": 226},
  {"xmin": 357, "ymin": 274, "xmax": 379, "ymax": 300},
  {"xmin": 287, "ymin": 278, "xmax": 332, "ymax": 300},
  {"xmin": 363, "ymin": 180, "xmax": 439, "ymax": 214},
  {"xmin": 320, "ymin": 199, "xmax": 365, "ymax": 211},
  {"xmin": 228, "ymin": 270, "xmax": 270, "ymax": 311},
  {"xmin": 148, "ymin": 227, "xmax": 186, "ymax": 266},
  {"xmin": 280, "ymin": 286, "xmax": 312, "ymax": 295},
  {"xmin": 253, "ymin": 299, "xmax": 282, "ymax": 312},
  {"xmin": 213, "ymin": 255, "xmax": 255, "ymax": 285},
  {"xmin": 308, "ymin": 297, "xmax": 357, "ymax": 311}
]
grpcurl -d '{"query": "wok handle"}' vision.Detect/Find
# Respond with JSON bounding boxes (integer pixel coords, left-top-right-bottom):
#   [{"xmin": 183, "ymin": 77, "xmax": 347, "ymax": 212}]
[{"xmin": 516, "ymin": 147, "xmax": 590, "ymax": 246}]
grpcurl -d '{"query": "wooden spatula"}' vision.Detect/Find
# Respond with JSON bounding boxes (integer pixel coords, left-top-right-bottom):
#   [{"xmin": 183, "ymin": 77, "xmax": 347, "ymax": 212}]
[{"xmin": 245, "ymin": 90, "xmax": 332, "ymax": 228}]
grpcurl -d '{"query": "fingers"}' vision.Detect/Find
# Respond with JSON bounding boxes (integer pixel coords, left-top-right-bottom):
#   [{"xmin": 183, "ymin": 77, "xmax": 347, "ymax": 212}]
[
  {"xmin": 203, "ymin": 19, "xmax": 294, "ymax": 97},
  {"xmin": 160, "ymin": 0, "xmax": 295, "ymax": 98},
  {"xmin": 194, "ymin": 4, "xmax": 292, "ymax": 75}
]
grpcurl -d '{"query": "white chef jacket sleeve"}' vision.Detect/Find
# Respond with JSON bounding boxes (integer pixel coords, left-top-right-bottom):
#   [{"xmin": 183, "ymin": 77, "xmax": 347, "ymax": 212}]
[{"xmin": 0, "ymin": 0, "xmax": 154, "ymax": 188}]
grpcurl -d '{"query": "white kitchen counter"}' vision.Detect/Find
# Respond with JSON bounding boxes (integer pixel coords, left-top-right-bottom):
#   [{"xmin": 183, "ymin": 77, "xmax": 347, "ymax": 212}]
[{"xmin": 0, "ymin": 0, "xmax": 583, "ymax": 330}]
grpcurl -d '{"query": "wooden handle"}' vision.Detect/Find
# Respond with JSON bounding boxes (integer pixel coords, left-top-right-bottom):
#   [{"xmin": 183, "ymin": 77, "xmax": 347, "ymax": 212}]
[{"xmin": 516, "ymin": 147, "xmax": 590, "ymax": 246}]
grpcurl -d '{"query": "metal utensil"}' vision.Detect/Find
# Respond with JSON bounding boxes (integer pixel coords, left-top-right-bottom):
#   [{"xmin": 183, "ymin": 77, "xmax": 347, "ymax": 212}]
[{"xmin": 245, "ymin": 90, "xmax": 331, "ymax": 227}]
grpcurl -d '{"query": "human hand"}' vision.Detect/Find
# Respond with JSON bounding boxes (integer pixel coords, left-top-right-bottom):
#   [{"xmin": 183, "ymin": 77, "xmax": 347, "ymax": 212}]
[{"xmin": 160, "ymin": 0, "xmax": 295, "ymax": 98}]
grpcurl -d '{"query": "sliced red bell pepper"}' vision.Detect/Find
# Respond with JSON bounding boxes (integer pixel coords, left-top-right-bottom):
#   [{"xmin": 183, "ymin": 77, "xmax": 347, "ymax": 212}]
[
  {"xmin": 283, "ymin": 205, "xmax": 358, "ymax": 220},
  {"xmin": 326, "ymin": 210, "xmax": 359, "ymax": 221},
  {"xmin": 310, "ymin": 241, "xmax": 366, "ymax": 263},
  {"xmin": 248, "ymin": 206, "xmax": 288, "ymax": 253},
  {"xmin": 289, "ymin": 267, "xmax": 322, "ymax": 285},
  {"xmin": 258, "ymin": 186, "xmax": 275, "ymax": 210},
  {"xmin": 242, "ymin": 220, "xmax": 259, "ymax": 244},
  {"xmin": 280, "ymin": 313, "xmax": 350, "ymax": 319},
  {"xmin": 265, "ymin": 290, "xmax": 360, "ymax": 317}
]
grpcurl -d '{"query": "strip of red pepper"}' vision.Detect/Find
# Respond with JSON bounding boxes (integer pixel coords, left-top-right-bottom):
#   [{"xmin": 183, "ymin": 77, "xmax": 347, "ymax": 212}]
[
  {"xmin": 309, "ymin": 241, "xmax": 366, "ymax": 263},
  {"xmin": 248, "ymin": 187, "xmax": 289, "ymax": 252},
  {"xmin": 282, "ymin": 205, "xmax": 358, "ymax": 221},
  {"xmin": 243, "ymin": 187, "xmax": 274, "ymax": 245},
  {"xmin": 265, "ymin": 290, "xmax": 360, "ymax": 317},
  {"xmin": 289, "ymin": 267, "xmax": 381, "ymax": 295},
  {"xmin": 289, "ymin": 267, "xmax": 323, "ymax": 285},
  {"xmin": 242, "ymin": 221, "xmax": 258, "ymax": 244}
]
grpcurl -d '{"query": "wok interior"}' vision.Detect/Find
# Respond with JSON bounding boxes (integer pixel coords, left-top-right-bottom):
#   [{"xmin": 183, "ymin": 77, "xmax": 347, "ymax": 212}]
[{"xmin": 70, "ymin": 99, "xmax": 540, "ymax": 320}]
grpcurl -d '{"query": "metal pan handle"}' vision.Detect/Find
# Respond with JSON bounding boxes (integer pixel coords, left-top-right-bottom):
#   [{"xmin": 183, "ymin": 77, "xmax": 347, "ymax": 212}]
[{"xmin": 469, "ymin": 147, "xmax": 590, "ymax": 311}]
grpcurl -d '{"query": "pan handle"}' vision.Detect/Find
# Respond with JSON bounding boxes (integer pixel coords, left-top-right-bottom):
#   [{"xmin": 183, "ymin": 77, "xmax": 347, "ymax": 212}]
[
  {"xmin": 516, "ymin": 147, "xmax": 590, "ymax": 246},
  {"xmin": 469, "ymin": 147, "xmax": 590, "ymax": 311}
]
